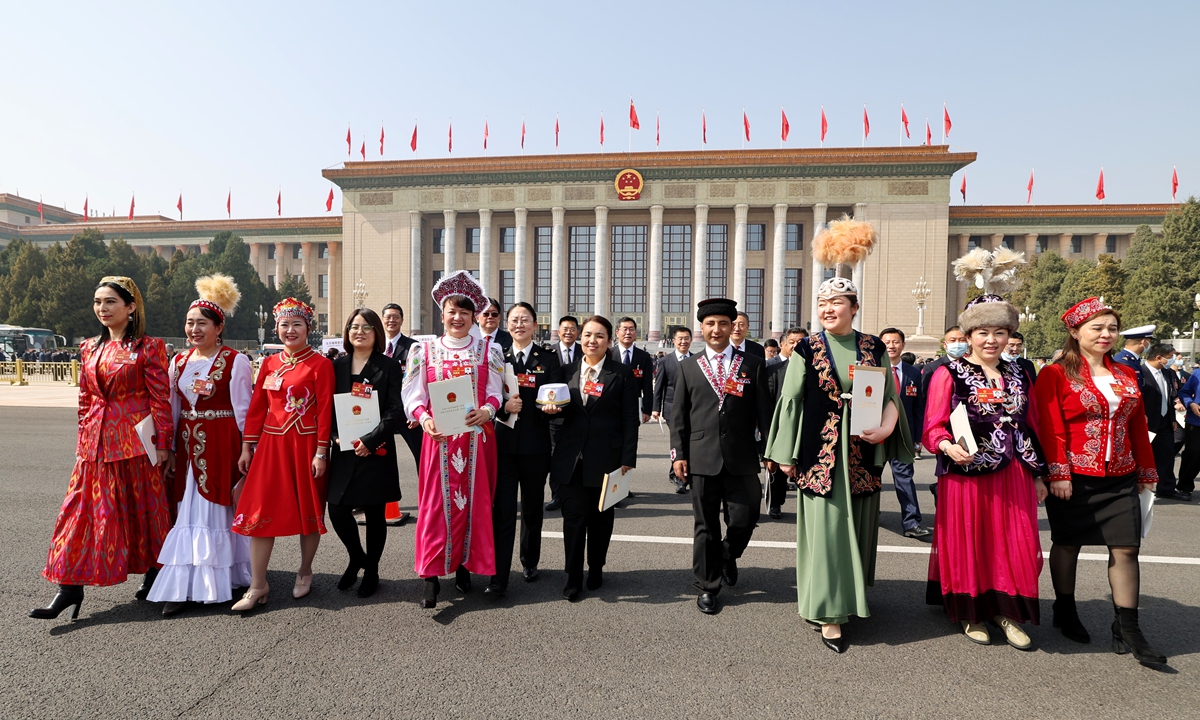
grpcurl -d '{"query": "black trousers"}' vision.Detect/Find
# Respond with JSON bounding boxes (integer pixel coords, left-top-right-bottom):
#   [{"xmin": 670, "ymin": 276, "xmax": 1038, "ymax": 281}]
[
  {"xmin": 328, "ymin": 502, "xmax": 386, "ymax": 568},
  {"xmin": 560, "ymin": 466, "xmax": 615, "ymax": 587},
  {"xmin": 1151, "ymin": 425, "xmax": 1178, "ymax": 495},
  {"xmin": 398, "ymin": 425, "xmax": 423, "ymax": 467},
  {"xmin": 1178, "ymin": 424, "xmax": 1200, "ymax": 494},
  {"xmin": 492, "ymin": 451, "xmax": 551, "ymax": 585},
  {"xmin": 766, "ymin": 467, "xmax": 789, "ymax": 510},
  {"xmin": 547, "ymin": 421, "xmax": 564, "ymax": 500},
  {"xmin": 692, "ymin": 469, "xmax": 761, "ymax": 594}
]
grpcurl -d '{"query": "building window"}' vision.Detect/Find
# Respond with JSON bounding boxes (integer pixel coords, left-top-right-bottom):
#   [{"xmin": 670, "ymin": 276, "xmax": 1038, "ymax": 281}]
[
  {"xmin": 431, "ymin": 270, "xmax": 444, "ymax": 334},
  {"xmin": 535, "ymin": 227, "xmax": 552, "ymax": 319},
  {"xmin": 267, "ymin": 275, "xmax": 276, "ymax": 290},
  {"xmin": 267, "ymin": 245, "xmax": 276, "ymax": 260},
  {"xmin": 786, "ymin": 223, "xmax": 804, "ymax": 251},
  {"xmin": 1002, "ymin": 235, "xmax": 1016, "ymax": 249},
  {"xmin": 569, "ymin": 226, "xmax": 596, "ymax": 314},
  {"xmin": 318, "ymin": 314, "xmax": 328, "ymax": 335},
  {"xmin": 464, "ymin": 227, "xmax": 480, "ymax": 254},
  {"xmin": 318, "ymin": 243, "xmax": 329, "ymax": 259},
  {"xmin": 968, "ymin": 235, "xmax": 983, "ymax": 250},
  {"xmin": 1070, "ymin": 236, "xmax": 1082, "ymax": 254},
  {"xmin": 318, "ymin": 274, "xmax": 328, "ymax": 298},
  {"xmin": 292, "ymin": 244, "xmax": 302, "ymax": 259},
  {"xmin": 746, "ymin": 269, "xmax": 765, "ymax": 337},
  {"xmin": 783, "ymin": 268, "xmax": 802, "ymax": 328},
  {"xmin": 1105, "ymin": 235, "xmax": 1117, "ymax": 254},
  {"xmin": 706, "ymin": 224, "xmax": 728, "ymax": 298},
  {"xmin": 823, "ymin": 266, "xmax": 837, "ymax": 280},
  {"xmin": 1037, "ymin": 235, "xmax": 1052, "ymax": 253},
  {"xmin": 499, "ymin": 227, "xmax": 515, "ymax": 253},
  {"xmin": 611, "ymin": 225, "xmax": 648, "ymax": 313},
  {"xmin": 746, "ymin": 223, "xmax": 766, "ymax": 252},
  {"xmin": 663, "ymin": 225, "xmax": 692, "ymax": 314},
  {"xmin": 25, "ymin": 216, "xmax": 31, "ymax": 224},
  {"xmin": 432, "ymin": 228, "xmax": 444, "ymax": 255},
  {"xmin": 499, "ymin": 269, "xmax": 515, "ymax": 308}
]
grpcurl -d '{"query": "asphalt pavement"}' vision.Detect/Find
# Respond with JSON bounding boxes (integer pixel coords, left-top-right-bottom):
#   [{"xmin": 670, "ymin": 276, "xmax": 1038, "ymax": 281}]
[{"xmin": 3, "ymin": 407, "xmax": 1199, "ymax": 719}]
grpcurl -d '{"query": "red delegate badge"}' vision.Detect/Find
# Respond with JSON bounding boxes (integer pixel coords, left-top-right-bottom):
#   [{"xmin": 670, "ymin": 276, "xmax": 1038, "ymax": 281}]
[
  {"xmin": 113, "ymin": 348, "xmax": 139, "ymax": 365},
  {"xmin": 262, "ymin": 374, "xmax": 284, "ymax": 391},
  {"xmin": 976, "ymin": 387, "xmax": 1005, "ymax": 404},
  {"xmin": 351, "ymin": 382, "xmax": 373, "ymax": 398},
  {"xmin": 633, "ymin": 367, "xmax": 644, "ymax": 378},
  {"xmin": 518, "ymin": 373, "xmax": 538, "ymax": 388},
  {"xmin": 724, "ymin": 377, "xmax": 745, "ymax": 397},
  {"xmin": 191, "ymin": 378, "xmax": 215, "ymax": 397},
  {"xmin": 583, "ymin": 380, "xmax": 604, "ymax": 397},
  {"xmin": 905, "ymin": 385, "xmax": 918, "ymax": 397}
]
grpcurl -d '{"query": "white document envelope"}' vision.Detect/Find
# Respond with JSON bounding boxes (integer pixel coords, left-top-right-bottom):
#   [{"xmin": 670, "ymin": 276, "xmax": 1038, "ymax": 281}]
[{"xmin": 134, "ymin": 415, "xmax": 158, "ymax": 466}]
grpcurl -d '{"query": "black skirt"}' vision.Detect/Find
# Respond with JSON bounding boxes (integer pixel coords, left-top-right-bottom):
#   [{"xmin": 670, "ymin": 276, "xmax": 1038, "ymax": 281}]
[{"xmin": 1045, "ymin": 472, "xmax": 1140, "ymax": 547}]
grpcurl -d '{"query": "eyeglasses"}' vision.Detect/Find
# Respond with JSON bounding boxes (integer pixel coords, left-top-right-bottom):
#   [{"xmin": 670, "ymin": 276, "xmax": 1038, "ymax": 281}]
[
  {"xmin": 509, "ymin": 317, "xmax": 533, "ymax": 325},
  {"xmin": 348, "ymin": 325, "xmax": 375, "ymax": 333},
  {"xmin": 480, "ymin": 312, "xmax": 500, "ymax": 318}
]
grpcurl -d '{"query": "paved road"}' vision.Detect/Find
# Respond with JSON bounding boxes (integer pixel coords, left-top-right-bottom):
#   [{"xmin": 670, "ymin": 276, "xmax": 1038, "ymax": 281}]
[{"xmin": 3, "ymin": 408, "xmax": 1198, "ymax": 719}]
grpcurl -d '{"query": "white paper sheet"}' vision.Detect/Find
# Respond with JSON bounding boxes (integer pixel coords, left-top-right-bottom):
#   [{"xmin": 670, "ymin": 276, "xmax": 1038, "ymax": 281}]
[
  {"xmin": 429, "ymin": 375, "xmax": 474, "ymax": 436},
  {"xmin": 1140, "ymin": 488, "xmax": 1155, "ymax": 538},
  {"xmin": 334, "ymin": 391, "xmax": 381, "ymax": 452},
  {"xmin": 498, "ymin": 363, "xmax": 519, "ymax": 430},
  {"xmin": 949, "ymin": 403, "xmax": 979, "ymax": 455}
]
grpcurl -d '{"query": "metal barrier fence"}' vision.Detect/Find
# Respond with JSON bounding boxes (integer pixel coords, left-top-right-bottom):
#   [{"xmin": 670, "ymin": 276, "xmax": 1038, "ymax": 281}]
[{"xmin": 0, "ymin": 360, "xmax": 80, "ymax": 386}]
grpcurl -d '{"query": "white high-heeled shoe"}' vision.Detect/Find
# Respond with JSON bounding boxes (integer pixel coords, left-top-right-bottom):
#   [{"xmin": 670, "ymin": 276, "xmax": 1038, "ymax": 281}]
[
  {"xmin": 232, "ymin": 584, "xmax": 269, "ymax": 613},
  {"xmin": 292, "ymin": 573, "xmax": 313, "ymax": 599}
]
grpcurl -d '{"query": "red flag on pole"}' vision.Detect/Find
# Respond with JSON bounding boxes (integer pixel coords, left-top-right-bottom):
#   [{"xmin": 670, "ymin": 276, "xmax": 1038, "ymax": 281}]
[
  {"xmin": 380, "ymin": 125, "xmax": 385, "ymax": 156},
  {"xmin": 128, "ymin": 194, "xmax": 135, "ymax": 220},
  {"xmin": 629, "ymin": 99, "xmax": 640, "ymax": 130},
  {"xmin": 743, "ymin": 110, "xmax": 750, "ymax": 142},
  {"xmin": 484, "ymin": 119, "xmax": 489, "ymax": 150},
  {"xmin": 276, "ymin": 190, "xmax": 281, "ymax": 216},
  {"xmin": 177, "ymin": 193, "xmax": 183, "ymax": 220},
  {"xmin": 226, "ymin": 190, "xmax": 231, "ymax": 218},
  {"xmin": 600, "ymin": 113, "xmax": 605, "ymax": 146},
  {"xmin": 1172, "ymin": 166, "xmax": 1179, "ymax": 200},
  {"xmin": 820, "ymin": 106, "xmax": 828, "ymax": 144},
  {"xmin": 960, "ymin": 175, "xmax": 967, "ymax": 203},
  {"xmin": 346, "ymin": 125, "xmax": 351, "ymax": 157},
  {"xmin": 448, "ymin": 120, "xmax": 453, "ymax": 153},
  {"xmin": 1096, "ymin": 168, "xmax": 1105, "ymax": 201},
  {"xmin": 656, "ymin": 111, "xmax": 660, "ymax": 147},
  {"xmin": 1026, "ymin": 169, "xmax": 1035, "ymax": 204},
  {"xmin": 326, "ymin": 187, "xmax": 334, "ymax": 212},
  {"xmin": 901, "ymin": 105, "xmax": 910, "ymax": 138},
  {"xmin": 702, "ymin": 110, "xmax": 707, "ymax": 145},
  {"xmin": 781, "ymin": 108, "xmax": 790, "ymax": 142},
  {"xmin": 410, "ymin": 124, "xmax": 418, "ymax": 152},
  {"xmin": 83, "ymin": 195, "xmax": 88, "ymax": 219},
  {"xmin": 925, "ymin": 120, "xmax": 932, "ymax": 146},
  {"xmin": 555, "ymin": 114, "xmax": 560, "ymax": 148},
  {"xmin": 360, "ymin": 140, "xmax": 366, "ymax": 160},
  {"xmin": 943, "ymin": 104, "xmax": 952, "ymax": 139},
  {"xmin": 863, "ymin": 105, "xmax": 870, "ymax": 141},
  {"xmin": 521, "ymin": 117, "xmax": 526, "ymax": 149},
  {"xmin": 38, "ymin": 197, "xmax": 44, "ymax": 223}
]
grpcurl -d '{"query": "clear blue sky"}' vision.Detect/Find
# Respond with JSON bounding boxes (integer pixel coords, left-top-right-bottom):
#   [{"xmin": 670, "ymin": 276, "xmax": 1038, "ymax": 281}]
[{"xmin": 3, "ymin": 1, "xmax": 1196, "ymax": 220}]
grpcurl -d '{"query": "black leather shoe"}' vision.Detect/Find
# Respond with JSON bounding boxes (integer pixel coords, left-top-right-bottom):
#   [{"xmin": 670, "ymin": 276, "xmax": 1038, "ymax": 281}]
[
  {"xmin": 821, "ymin": 632, "xmax": 847, "ymax": 654},
  {"xmin": 357, "ymin": 567, "xmax": 379, "ymax": 598},
  {"xmin": 697, "ymin": 592, "xmax": 719, "ymax": 615},
  {"xmin": 904, "ymin": 526, "xmax": 933, "ymax": 540},
  {"xmin": 484, "ymin": 582, "xmax": 507, "ymax": 596},
  {"xmin": 135, "ymin": 567, "xmax": 159, "ymax": 601},
  {"xmin": 586, "ymin": 568, "xmax": 603, "ymax": 590},
  {"xmin": 455, "ymin": 567, "xmax": 472, "ymax": 594},
  {"xmin": 1181, "ymin": 491, "xmax": 1194, "ymax": 501},
  {"xmin": 1157, "ymin": 490, "xmax": 1191, "ymax": 501},
  {"xmin": 1052, "ymin": 596, "xmax": 1091, "ymax": 644},
  {"xmin": 161, "ymin": 601, "xmax": 187, "ymax": 617},
  {"xmin": 421, "ymin": 577, "xmax": 440, "ymax": 609},
  {"xmin": 337, "ymin": 559, "xmax": 363, "ymax": 591},
  {"xmin": 563, "ymin": 584, "xmax": 581, "ymax": 602},
  {"xmin": 523, "ymin": 566, "xmax": 539, "ymax": 582},
  {"xmin": 544, "ymin": 499, "xmax": 562, "ymax": 512},
  {"xmin": 768, "ymin": 506, "xmax": 782, "ymax": 519},
  {"xmin": 722, "ymin": 558, "xmax": 738, "ymax": 587},
  {"xmin": 29, "ymin": 585, "xmax": 84, "ymax": 620}
]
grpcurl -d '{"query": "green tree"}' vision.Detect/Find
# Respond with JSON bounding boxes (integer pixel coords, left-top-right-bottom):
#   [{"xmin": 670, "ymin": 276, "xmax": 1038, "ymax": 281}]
[
  {"xmin": 142, "ymin": 273, "xmax": 176, "ymax": 338},
  {"xmin": 276, "ymin": 273, "xmax": 312, "ymax": 306},
  {"xmin": 0, "ymin": 239, "xmax": 46, "ymax": 324},
  {"xmin": 36, "ymin": 260, "xmax": 96, "ymax": 343},
  {"xmin": 1011, "ymin": 251, "xmax": 1069, "ymax": 357}
]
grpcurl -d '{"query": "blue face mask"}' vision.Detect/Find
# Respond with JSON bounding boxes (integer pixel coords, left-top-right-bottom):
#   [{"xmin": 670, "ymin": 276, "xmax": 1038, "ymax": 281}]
[
  {"xmin": 946, "ymin": 341, "xmax": 969, "ymax": 358},
  {"xmin": 1000, "ymin": 351, "xmax": 1017, "ymax": 363}
]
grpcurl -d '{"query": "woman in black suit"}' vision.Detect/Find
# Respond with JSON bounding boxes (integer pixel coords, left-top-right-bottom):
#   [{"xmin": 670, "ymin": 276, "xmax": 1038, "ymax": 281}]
[
  {"xmin": 547, "ymin": 315, "xmax": 640, "ymax": 601},
  {"xmin": 328, "ymin": 308, "xmax": 405, "ymax": 598}
]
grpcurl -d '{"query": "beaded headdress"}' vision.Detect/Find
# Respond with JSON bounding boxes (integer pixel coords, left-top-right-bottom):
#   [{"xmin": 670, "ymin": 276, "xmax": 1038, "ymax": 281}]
[
  {"xmin": 273, "ymin": 297, "xmax": 314, "ymax": 325},
  {"xmin": 431, "ymin": 270, "xmax": 487, "ymax": 312}
]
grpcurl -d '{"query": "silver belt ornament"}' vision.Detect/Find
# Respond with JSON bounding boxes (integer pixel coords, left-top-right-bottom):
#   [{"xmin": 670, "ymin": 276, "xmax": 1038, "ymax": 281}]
[{"xmin": 179, "ymin": 409, "xmax": 235, "ymax": 421}]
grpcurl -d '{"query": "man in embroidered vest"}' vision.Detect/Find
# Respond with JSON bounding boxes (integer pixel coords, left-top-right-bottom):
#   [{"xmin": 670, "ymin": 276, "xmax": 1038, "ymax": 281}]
[{"xmin": 671, "ymin": 298, "xmax": 771, "ymax": 616}]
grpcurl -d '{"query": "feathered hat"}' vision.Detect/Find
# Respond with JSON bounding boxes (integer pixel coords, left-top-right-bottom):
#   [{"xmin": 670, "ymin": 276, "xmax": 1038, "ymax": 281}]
[
  {"xmin": 952, "ymin": 247, "xmax": 1025, "ymax": 333},
  {"xmin": 431, "ymin": 269, "xmax": 487, "ymax": 312},
  {"xmin": 812, "ymin": 216, "xmax": 876, "ymax": 300},
  {"xmin": 190, "ymin": 273, "xmax": 241, "ymax": 322}
]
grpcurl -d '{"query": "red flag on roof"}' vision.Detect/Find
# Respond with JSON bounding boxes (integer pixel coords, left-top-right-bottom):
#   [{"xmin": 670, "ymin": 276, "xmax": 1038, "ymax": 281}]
[
  {"xmin": 521, "ymin": 117, "xmax": 526, "ymax": 149},
  {"xmin": 629, "ymin": 99, "xmax": 640, "ymax": 130},
  {"xmin": 448, "ymin": 120, "xmax": 453, "ymax": 153},
  {"xmin": 128, "ymin": 194, "xmax": 135, "ymax": 220},
  {"xmin": 656, "ymin": 111, "xmax": 660, "ymax": 147},
  {"xmin": 226, "ymin": 190, "xmax": 231, "ymax": 218},
  {"xmin": 38, "ymin": 197, "xmax": 44, "ymax": 223},
  {"xmin": 960, "ymin": 175, "xmax": 967, "ymax": 203},
  {"xmin": 346, "ymin": 126, "xmax": 351, "ymax": 157},
  {"xmin": 326, "ymin": 187, "xmax": 334, "ymax": 212},
  {"xmin": 600, "ymin": 113, "xmax": 605, "ymax": 146},
  {"xmin": 743, "ymin": 110, "xmax": 750, "ymax": 142},
  {"xmin": 702, "ymin": 110, "xmax": 707, "ymax": 144},
  {"xmin": 276, "ymin": 190, "xmax": 281, "ymax": 216},
  {"xmin": 820, "ymin": 107, "xmax": 828, "ymax": 143},
  {"xmin": 863, "ymin": 106, "xmax": 870, "ymax": 140},
  {"xmin": 943, "ymin": 105, "xmax": 952, "ymax": 139},
  {"xmin": 484, "ymin": 120, "xmax": 489, "ymax": 150},
  {"xmin": 410, "ymin": 124, "xmax": 417, "ymax": 152},
  {"xmin": 360, "ymin": 140, "xmax": 365, "ymax": 160},
  {"xmin": 1096, "ymin": 168, "xmax": 1105, "ymax": 201},
  {"xmin": 380, "ymin": 125, "xmax": 385, "ymax": 156},
  {"xmin": 83, "ymin": 195, "xmax": 88, "ymax": 219},
  {"xmin": 1172, "ymin": 166, "xmax": 1179, "ymax": 200},
  {"xmin": 781, "ymin": 108, "xmax": 790, "ymax": 142},
  {"xmin": 177, "ymin": 193, "xmax": 183, "ymax": 220},
  {"xmin": 925, "ymin": 120, "xmax": 932, "ymax": 146},
  {"xmin": 901, "ymin": 105, "xmax": 910, "ymax": 138},
  {"xmin": 1026, "ymin": 169, "xmax": 1034, "ymax": 204}
]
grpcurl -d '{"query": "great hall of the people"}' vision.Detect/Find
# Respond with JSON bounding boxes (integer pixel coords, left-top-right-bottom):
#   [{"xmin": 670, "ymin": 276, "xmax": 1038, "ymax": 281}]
[{"xmin": 2, "ymin": 146, "xmax": 1178, "ymax": 342}]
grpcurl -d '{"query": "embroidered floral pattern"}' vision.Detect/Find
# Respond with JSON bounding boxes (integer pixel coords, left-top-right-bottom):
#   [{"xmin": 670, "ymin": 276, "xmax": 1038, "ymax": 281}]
[
  {"xmin": 802, "ymin": 412, "xmax": 841, "ymax": 495},
  {"xmin": 450, "ymin": 448, "xmax": 467, "ymax": 474},
  {"xmin": 284, "ymin": 386, "xmax": 311, "ymax": 416}
]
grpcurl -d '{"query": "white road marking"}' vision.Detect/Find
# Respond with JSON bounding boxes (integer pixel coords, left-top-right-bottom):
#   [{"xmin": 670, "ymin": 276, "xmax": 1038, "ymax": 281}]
[{"xmin": 541, "ymin": 531, "xmax": 1200, "ymax": 565}]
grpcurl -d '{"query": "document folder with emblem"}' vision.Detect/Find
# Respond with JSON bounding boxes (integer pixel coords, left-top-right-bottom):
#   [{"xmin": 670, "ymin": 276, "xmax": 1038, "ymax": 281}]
[
  {"xmin": 429, "ymin": 375, "xmax": 474, "ymax": 437},
  {"xmin": 598, "ymin": 471, "xmax": 630, "ymax": 511}
]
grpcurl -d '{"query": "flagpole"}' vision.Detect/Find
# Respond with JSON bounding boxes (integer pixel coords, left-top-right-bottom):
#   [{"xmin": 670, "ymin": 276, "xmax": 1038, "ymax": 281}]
[
  {"xmin": 899, "ymin": 103, "xmax": 903, "ymax": 146},
  {"xmin": 941, "ymin": 102, "xmax": 946, "ymax": 145},
  {"xmin": 862, "ymin": 104, "xmax": 865, "ymax": 148},
  {"xmin": 629, "ymin": 95, "xmax": 633, "ymax": 154},
  {"xmin": 780, "ymin": 105, "xmax": 783, "ymax": 149},
  {"xmin": 820, "ymin": 105, "xmax": 824, "ymax": 149}
]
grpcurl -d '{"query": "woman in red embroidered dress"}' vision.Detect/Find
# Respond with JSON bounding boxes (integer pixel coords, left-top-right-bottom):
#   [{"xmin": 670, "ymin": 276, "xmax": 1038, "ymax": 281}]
[
  {"xmin": 231, "ymin": 298, "xmax": 334, "ymax": 612},
  {"xmin": 148, "ymin": 274, "xmax": 253, "ymax": 616},
  {"xmin": 1034, "ymin": 298, "xmax": 1166, "ymax": 666},
  {"xmin": 30, "ymin": 277, "xmax": 174, "ymax": 621},
  {"xmin": 402, "ymin": 271, "xmax": 504, "ymax": 609}
]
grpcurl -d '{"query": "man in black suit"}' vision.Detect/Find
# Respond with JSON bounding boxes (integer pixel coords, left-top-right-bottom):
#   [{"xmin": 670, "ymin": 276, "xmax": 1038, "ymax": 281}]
[
  {"xmin": 610, "ymin": 317, "xmax": 654, "ymax": 422},
  {"xmin": 763, "ymin": 327, "xmax": 804, "ymax": 518},
  {"xmin": 478, "ymin": 297, "xmax": 513, "ymax": 351},
  {"xmin": 382, "ymin": 302, "xmax": 421, "ymax": 525},
  {"xmin": 1142, "ymin": 343, "xmax": 1187, "ymax": 500},
  {"xmin": 652, "ymin": 326, "xmax": 693, "ymax": 493},
  {"xmin": 1005, "ymin": 331, "xmax": 1039, "ymax": 386},
  {"xmin": 730, "ymin": 311, "xmax": 766, "ymax": 358},
  {"xmin": 880, "ymin": 328, "xmax": 931, "ymax": 539},
  {"xmin": 671, "ymin": 299, "xmax": 771, "ymax": 615}
]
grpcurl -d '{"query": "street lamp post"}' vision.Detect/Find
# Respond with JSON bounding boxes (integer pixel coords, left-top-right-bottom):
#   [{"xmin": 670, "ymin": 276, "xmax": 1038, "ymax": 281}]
[
  {"xmin": 353, "ymin": 279, "xmax": 368, "ymax": 310},
  {"xmin": 256, "ymin": 304, "xmax": 267, "ymax": 349},
  {"xmin": 1018, "ymin": 306, "xmax": 1037, "ymax": 358},
  {"xmin": 911, "ymin": 277, "xmax": 931, "ymax": 336}
]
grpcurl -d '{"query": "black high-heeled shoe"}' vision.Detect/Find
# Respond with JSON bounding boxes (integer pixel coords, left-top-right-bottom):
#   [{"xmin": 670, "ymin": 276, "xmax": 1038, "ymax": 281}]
[
  {"xmin": 1112, "ymin": 606, "xmax": 1167, "ymax": 666},
  {"xmin": 357, "ymin": 566, "xmax": 379, "ymax": 598},
  {"xmin": 820, "ymin": 625, "xmax": 847, "ymax": 654},
  {"xmin": 421, "ymin": 577, "xmax": 440, "ymax": 609},
  {"xmin": 134, "ymin": 567, "xmax": 159, "ymax": 601},
  {"xmin": 337, "ymin": 559, "xmax": 363, "ymax": 591},
  {"xmin": 1052, "ymin": 596, "xmax": 1091, "ymax": 643},
  {"xmin": 29, "ymin": 585, "xmax": 84, "ymax": 621},
  {"xmin": 455, "ymin": 567, "xmax": 472, "ymax": 594}
]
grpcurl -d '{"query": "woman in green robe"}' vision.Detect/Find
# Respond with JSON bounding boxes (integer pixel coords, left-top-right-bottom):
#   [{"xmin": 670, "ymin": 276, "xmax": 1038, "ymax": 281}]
[{"xmin": 764, "ymin": 276, "xmax": 913, "ymax": 653}]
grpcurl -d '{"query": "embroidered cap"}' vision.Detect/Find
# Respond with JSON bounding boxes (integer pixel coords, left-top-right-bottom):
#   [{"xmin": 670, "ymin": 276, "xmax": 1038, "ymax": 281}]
[
  {"xmin": 1060, "ymin": 297, "xmax": 1113, "ymax": 328},
  {"xmin": 432, "ymin": 270, "xmax": 487, "ymax": 312},
  {"xmin": 696, "ymin": 298, "xmax": 737, "ymax": 322},
  {"xmin": 98, "ymin": 275, "xmax": 146, "ymax": 339},
  {"xmin": 816, "ymin": 276, "xmax": 858, "ymax": 300},
  {"xmin": 273, "ymin": 297, "xmax": 314, "ymax": 325}
]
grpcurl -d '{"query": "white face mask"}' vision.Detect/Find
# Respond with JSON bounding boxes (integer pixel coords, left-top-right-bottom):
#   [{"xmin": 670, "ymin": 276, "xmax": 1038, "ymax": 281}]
[
  {"xmin": 946, "ymin": 341, "xmax": 969, "ymax": 358},
  {"xmin": 1001, "ymin": 351, "xmax": 1018, "ymax": 362}
]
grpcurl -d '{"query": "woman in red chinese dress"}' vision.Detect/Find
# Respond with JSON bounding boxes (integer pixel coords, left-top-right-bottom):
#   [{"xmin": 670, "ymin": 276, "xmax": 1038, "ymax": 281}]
[
  {"xmin": 147, "ymin": 274, "xmax": 253, "ymax": 616},
  {"xmin": 231, "ymin": 298, "xmax": 334, "ymax": 612},
  {"xmin": 30, "ymin": 276, "xmax": 173, "ymax": 621},
  {"xmin": 1034, "ymin": 298, "xmax": 1167, "ymax": 666},
  {"xmin": 402, "ymin": 271, "xmax": 504, "ymax": 608}
]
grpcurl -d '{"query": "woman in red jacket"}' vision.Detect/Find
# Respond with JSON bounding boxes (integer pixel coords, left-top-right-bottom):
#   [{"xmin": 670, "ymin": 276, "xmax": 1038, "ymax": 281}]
[
  {"xmin": 1034, "ymin": 297, "xmax": 1166, "ymax": 666},
  {"xmin": 30, "ymin": 276, "xmax": 174, "ymax": 621}
]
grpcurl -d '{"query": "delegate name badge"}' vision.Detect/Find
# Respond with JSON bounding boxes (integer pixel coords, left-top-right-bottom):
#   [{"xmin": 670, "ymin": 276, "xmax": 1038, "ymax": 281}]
[
  {"xmin": 724, "ymin": 377, "xmax": 745, "ymax": 397},
  {"xmin": 847, "ymin": 365, "xmax": 855, "ymax": 380},
  {"xmin": 1117, "ymin": 381, "xmax": 1140, "ymax": 398},
  {"xmin": 905, "ymin": 385, "xmax": 919, "ymax": 397},
  {"xmin": 518, "ymin": 373, "xmax": 538, "ymax": 388},
  {"xmin": 113, "ymin": 347, "xmax": 139, "ymax": 365},
  {"xmin": 632, "ymin": 367, "xmax": 644, "ymax": 378},
  {"xmin": 351, "ymin": 382, "xmax": 373, "ymax": 399},
  {"xmin": 262, "ymin": 374, "xmax": 284, "ymax": 391},
  {"xmin": 583, "ymin": 380, "xmax": 604, "ymax": 397},
  {"xmin": 449, "ymin": 363, "xmax": 473, "ymax": 378},
  {"xmin": 191, "ymin": 378, "xmax": 215, "ymax": 397},
  {"xmin": 976, "ymin": 387, "xmax": 1005, "ymax": 404}
]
